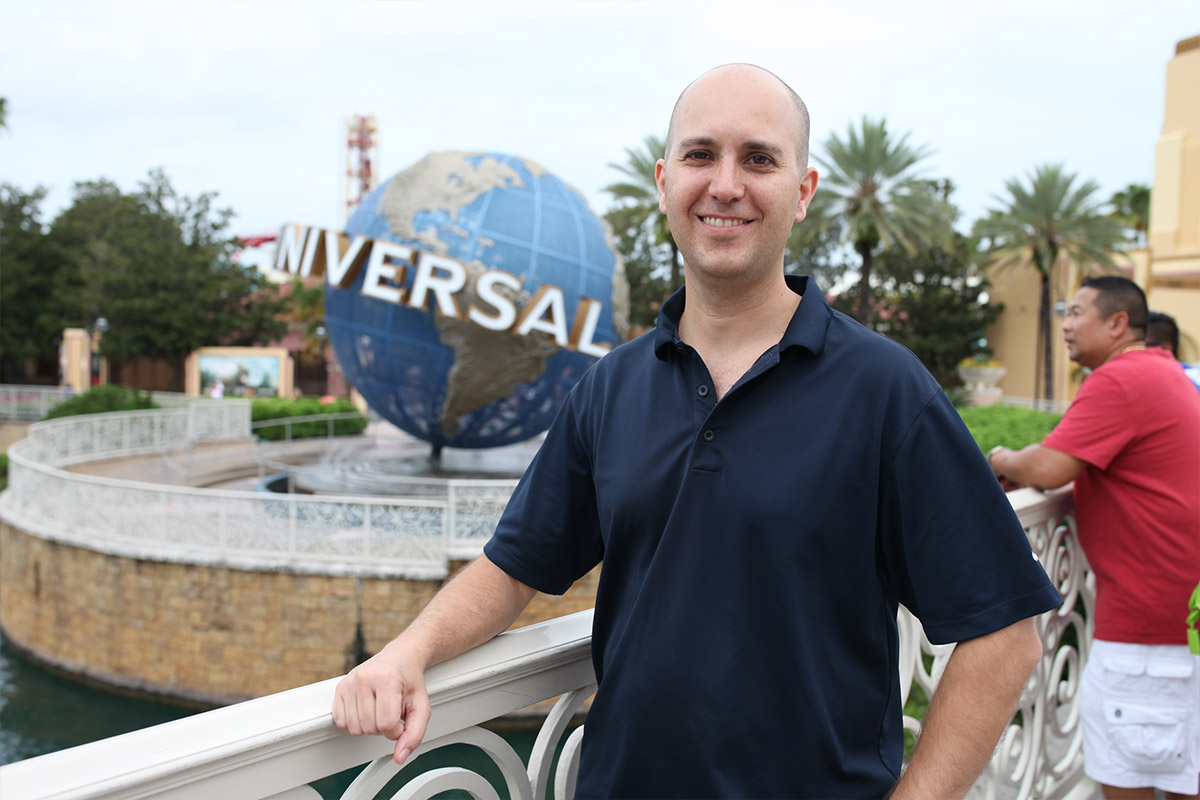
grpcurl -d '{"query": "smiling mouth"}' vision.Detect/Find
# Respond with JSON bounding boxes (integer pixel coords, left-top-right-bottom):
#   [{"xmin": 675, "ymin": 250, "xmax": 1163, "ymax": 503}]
[{"xmin": 700, "ymin": 216, "xmax": 749, "ymax": 228}]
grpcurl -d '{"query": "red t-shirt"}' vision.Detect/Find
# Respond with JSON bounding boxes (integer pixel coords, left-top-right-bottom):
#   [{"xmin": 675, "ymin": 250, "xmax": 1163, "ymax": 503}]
[{"xmin": 1044, "ymin": 347, "xmax": 1200, "ymax": 644}]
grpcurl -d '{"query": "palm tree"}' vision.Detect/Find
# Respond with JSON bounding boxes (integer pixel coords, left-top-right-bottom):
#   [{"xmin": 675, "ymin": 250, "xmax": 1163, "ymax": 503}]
[
  {"xmin": 815, "ymin": 116, "xmax": 952, "ymax": 326},
  {"xmin": 1109, "ymin": 183, "xmax": 1151, "ymax": 248},
  {"xmin": 604, "ymin": 134, "xmax": 681, "ymax": 292},
  {"xmin": 974, "ymin": 164, "xmax": 1126, "ymax": 408}
]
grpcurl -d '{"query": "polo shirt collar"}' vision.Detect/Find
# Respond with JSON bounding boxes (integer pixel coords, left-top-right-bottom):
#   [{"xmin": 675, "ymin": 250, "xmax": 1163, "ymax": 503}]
[{"xmin": 653, "ymin": 274, "xmax": 832, "ymax": 361}]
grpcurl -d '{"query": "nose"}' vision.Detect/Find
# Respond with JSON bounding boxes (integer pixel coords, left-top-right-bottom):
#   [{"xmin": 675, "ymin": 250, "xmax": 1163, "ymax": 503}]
[{"xmin": 709, "ymin": 158, "xmax": 745, "ymax": 203}]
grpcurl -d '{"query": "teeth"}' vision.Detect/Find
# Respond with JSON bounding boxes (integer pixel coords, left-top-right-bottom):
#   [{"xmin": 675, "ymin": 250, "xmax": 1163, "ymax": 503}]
[{"xmin": 701, "ymin": 217, "xmax": 747, "ymax": 227}]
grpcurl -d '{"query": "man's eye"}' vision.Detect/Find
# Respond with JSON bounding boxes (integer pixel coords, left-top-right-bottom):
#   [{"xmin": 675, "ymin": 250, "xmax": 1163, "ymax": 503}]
[
  {"xmin": 684, "ymin": 151, "xmax": 712, "ymax": 161},
  {"xmin": 748, "ymin": 154, "xmax": 773, "ymax": 166}
]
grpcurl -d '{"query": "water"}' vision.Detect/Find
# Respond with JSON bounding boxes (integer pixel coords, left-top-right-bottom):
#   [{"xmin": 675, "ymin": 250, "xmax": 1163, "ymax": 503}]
[
  {"xmin": 0, "ymin": 628, "xmax": 196, "ymax": 765},
  {"xmin": 0, "ymin": 629, "xmax": 569, "ymax": 798}
]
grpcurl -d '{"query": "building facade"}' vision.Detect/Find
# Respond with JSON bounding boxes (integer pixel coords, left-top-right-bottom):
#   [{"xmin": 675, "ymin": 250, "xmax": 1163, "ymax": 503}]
[{"xmin": 987, "ymin": 34, "xmax": 1200, "ymax": 406}]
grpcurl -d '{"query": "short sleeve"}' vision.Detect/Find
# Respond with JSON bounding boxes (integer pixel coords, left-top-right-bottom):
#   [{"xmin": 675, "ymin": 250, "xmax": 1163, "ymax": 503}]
[
  {"xmin": 1043, "ymin": 371, "xmax": 1134, "ymax": 470},
  {"xmin": 483, "ymin": 389, "xmax": 605, "ymax": 595},
  {"xmin": 878, "ymin": 390, "xmax": 1062, "ymax": 644}
]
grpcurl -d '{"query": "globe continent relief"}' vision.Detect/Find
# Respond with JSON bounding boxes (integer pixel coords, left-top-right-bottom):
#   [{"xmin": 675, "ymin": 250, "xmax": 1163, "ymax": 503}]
[{"xmin": 325, "ymin": 151, "xmax": 629, "ymax": 449}]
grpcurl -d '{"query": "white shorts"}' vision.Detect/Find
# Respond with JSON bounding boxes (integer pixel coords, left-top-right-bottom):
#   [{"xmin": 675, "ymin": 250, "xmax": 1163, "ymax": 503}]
[{"xmin": 1081, "ymin": 640, "xmax": 1200, "ymax": 794}]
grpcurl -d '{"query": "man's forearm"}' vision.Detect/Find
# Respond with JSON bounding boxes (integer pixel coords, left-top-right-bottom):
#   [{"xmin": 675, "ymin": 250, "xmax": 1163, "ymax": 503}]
[
  {"xmin": 891, "ymin": 618, "xmax": 1042, "ymax": 800},
  {"xmin": 988, "ymin": 444, "xmax": 1082, "ymax": 491},
  {"xmin": 390, "ymin": 553, "xmax": 537, "ymax": 670},
  {"xmin": 332, "ymin": 553, "xmax": 537, "ymax": 764}
]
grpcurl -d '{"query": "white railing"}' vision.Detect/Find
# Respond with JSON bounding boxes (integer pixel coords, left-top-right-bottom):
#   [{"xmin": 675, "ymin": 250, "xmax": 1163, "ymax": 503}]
[
  {"xmin": 0, "ymin": 489, "xmax": 1094, "ymax": 800},
  {"xmin": 251, "ymin": 411, "xmax": 369, "ymax": 442},
  {"xmin": 13, "ymin": 401, "xmax": 252, "ymax": 466},
  {"xmin": 0, "ymin": 610, "xmax": 597, "ymax": 800},
  {"xmin": 1, "ymin": 405, "xmax": 518, "ymax": 576},
  {"xmin": 0, "ymin": 384, "xmax": 75, "ymax": 421},
  {"xmin": 0, "ymin": 386, "xmax": 200, "ymax": 422}
]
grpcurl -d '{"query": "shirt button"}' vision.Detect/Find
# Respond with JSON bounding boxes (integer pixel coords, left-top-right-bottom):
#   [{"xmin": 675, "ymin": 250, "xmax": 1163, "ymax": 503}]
[
  {"xmin": 697, "ymin": 385, "xmax": 709, "ymax": 398},
  {"xmin": 676, "ymin": 345, "xmax": 687, "ymax": 356},
  {"xmin": 702, "ymin": 429, "xmax": 715, "ymax": 442}
]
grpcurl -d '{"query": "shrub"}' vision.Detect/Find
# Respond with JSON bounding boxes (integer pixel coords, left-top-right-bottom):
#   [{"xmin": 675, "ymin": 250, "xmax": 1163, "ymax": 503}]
[
  {"xmin": 957, "ymin": 404, "xmax": 1062, "ymax": 454},
  {"xmin": 251, "ymin": 396, "xmax": 368, "ymax": 441},
  {"xmin": 44, "ymin": 385, "xmax": 158, "ymax": 420},
  {"xmin": 0, "ymin": 452, "xmax": 8, "ymax": 493}
]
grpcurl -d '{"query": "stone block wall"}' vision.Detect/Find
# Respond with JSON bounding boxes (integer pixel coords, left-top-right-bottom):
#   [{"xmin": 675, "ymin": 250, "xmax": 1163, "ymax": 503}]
[{"xmin": 0, "ymin": 522, "xmax": 600, "ymax": 708}]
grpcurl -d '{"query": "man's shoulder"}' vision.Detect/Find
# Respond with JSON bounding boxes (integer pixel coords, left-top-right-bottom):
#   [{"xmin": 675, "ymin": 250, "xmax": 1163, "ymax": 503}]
[
  {"xmin": 823, "ymin": 308, "xmax": 939, "ymax": 380},
  {"xmin": 1083, "ymin": 349, "xmax": 1195, "ymax": 401},
  {"xmin": 569, "ymin": 328, "xmax": 660, "ymax": 397},
  {"xmin": 590, "ymin": 327, "xmax": 658, "ymax": 371}
]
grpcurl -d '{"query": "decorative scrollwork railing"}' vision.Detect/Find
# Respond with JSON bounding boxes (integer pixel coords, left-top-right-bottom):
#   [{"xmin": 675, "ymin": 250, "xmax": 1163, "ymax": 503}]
[{"xmin": 0, "ymin": 488, "xmax": 1093, "ymax": 800}]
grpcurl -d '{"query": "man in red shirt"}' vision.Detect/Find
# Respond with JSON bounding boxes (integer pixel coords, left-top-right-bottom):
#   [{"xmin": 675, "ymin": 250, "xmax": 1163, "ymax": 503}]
[{"xmin": 989, "ymin": 275, "xmax": 1200, "ymax": 799}]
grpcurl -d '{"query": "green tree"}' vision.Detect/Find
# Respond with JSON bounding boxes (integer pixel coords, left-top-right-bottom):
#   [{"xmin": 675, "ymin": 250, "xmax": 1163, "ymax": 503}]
[
  {"xmin": 288, "ymin": 278, "xmax": 327, "ymax": 355},
  {"xmin": 1109, "ymin": 183, "xmax": 1150, "ymax": 248},
  {"xmin": 603, "ymin": 202, "xmax": 671, "ymax": 329},
  {"xmin": 48, "ymin": 169, "xmax": 290, "ymax": 365},
  {"xmin": 974, "ymin": 163, "xmax": 1126, "ymax": 407},
  {"xmin": 0, "ymin": 97, "xmax": 8, "ymax": 132},
  {"xmin": 0, "ymin": 184, "xmax": 81, "ymax": 381},
  {"xmin": 815, "ymin": 117, "xmax": 953, "ymax": 326},
  {"xmin": 870, "ymin": 231, "xmax": 1002, "ymax": 387},
  {"xmin": 784, "ymin": 188, "xmax": 853, "ymax": 292},
  {"xmin": 604, "ymin": 135, "xmax": 681, "ymax": 297}
]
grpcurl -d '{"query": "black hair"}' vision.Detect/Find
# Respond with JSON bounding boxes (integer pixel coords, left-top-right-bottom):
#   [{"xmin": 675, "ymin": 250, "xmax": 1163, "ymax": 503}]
[
  {"xmin": 1079, "ymin": 276, "xmax": 1147, "ymax": 331},
  {"xmin": 1146, "ymin": 311, "xmax": 1180, "ymax": 356}
]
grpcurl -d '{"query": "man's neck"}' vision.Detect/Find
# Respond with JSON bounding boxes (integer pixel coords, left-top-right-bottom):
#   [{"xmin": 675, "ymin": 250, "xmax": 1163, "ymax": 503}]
[
  {"xmin": 1096, "ymin": 335, "xmax": 1146, "ymax": 368},
  {"xmin": 677, "ymin": 272, "xmax": 799, "ymax": 354}
]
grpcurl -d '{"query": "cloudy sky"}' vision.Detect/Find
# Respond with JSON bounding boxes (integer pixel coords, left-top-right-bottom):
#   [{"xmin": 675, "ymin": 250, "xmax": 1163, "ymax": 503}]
[{"xmin": 2, "ymin": 0, "xmax": 1195, "ymax": 257}]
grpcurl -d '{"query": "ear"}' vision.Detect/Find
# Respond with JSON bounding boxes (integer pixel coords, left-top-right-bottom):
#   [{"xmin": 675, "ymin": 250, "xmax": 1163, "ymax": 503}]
[
  {"xmin": 1108, "ymin": 310, "xmax": 1131, "ymax": 339},
  {"xmin": 794, "ymin": 168, "xmax": 819, "ymax": 223},
  {"xmin": 655, "ymin": 160, "xmax": 668, "ymax": 214}
]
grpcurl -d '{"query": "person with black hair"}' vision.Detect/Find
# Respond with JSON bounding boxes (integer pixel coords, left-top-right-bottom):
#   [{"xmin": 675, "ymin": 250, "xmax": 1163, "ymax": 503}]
[
  {"xmin": 989, "ymin": 276, "xmax": 1200, "ymax": 799},
  {"xmin": 1147, "ymin": 310, "xmax": 1200, "ymax": 392}
]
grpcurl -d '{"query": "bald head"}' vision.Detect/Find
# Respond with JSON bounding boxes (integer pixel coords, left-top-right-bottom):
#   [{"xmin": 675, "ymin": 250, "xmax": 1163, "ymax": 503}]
[{"xmin": 665, "ymin": 64, "xmax": 811, "ymax": 167}]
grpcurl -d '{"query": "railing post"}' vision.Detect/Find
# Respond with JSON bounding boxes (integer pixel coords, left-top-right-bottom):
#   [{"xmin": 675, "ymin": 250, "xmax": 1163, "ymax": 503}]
[
  {"xmin": 363, "ymin": 503, "xmax": 371, "ymax": 555},
  {"xmin": 218, "ymin": 494, "xmax": 227, "ymax": 555},
  {"xmin": 288, "ymin": 497, "xmax": 297, "ymax": 555},
  {"xmin": 447, "ymin": 481, "xmax": 458, "ymax": 553}
]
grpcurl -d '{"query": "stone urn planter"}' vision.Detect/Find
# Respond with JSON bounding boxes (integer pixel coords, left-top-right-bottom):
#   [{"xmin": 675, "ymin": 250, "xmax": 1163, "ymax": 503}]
[{"xmin": 957, "ymin": 364, "xmax": 1006, "ymax": 406}]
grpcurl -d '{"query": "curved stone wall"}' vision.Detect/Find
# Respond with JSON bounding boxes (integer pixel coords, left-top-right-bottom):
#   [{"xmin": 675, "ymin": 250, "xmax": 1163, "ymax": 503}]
[
  {"xmin": 0, "ymin": 520, "xmax": 599, "ymax": 708},
  {"xmin": 0, "ymin": 405, "xmax": 599, "ymax": 708}
]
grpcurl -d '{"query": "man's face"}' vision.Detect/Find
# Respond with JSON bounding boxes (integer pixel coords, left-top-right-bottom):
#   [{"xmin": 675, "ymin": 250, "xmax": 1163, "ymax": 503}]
[
  {"xmin": 1062, "ymin": 287, "xmax": 1115, "ymax": 369},
  {"xmin": 655, "ymin": 67, "xmax": 817, "ymax": 284}
]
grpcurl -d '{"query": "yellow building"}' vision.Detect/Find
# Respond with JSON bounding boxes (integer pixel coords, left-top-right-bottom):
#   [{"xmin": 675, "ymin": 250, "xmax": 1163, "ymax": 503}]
[{"xmin": 987, "ymin": 34, "xmax": 1200, "ymax": 407}]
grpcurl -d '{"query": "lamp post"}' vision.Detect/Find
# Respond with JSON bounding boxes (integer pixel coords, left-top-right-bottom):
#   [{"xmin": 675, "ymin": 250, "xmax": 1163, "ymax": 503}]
[{"xmin": 89, "ymin": 315, "xmax": 109, "ymax": 387}]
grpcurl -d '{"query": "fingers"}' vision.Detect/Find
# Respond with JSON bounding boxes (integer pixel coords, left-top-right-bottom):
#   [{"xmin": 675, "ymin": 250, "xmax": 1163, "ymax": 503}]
[
  {"xmin": 354, "ymin": 680, "xmax": 379, "ymax": 737},
  {"xmin": 331, "ymin": 658, "xmax": 429, "ymax": 764},
  {"xmin": 376, "ymin": 674, "xmax": 406, "ymax": 738},
  {"xmin": 394, "ymin": 688, "xmax": 431, "ymax": 765}
]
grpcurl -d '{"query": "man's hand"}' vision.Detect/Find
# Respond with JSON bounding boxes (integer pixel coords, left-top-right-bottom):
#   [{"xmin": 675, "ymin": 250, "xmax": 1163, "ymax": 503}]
[
  {"xmin": 987, "ymin": 444, "xmax": 1083, "ymax": 492},
  {"xmin": 332, "ymin": 640, "xmax": 431, "ymax": 765},
  {"xmin": 329, "ymin": 554, "xmax": 537, "ymax": 765}
]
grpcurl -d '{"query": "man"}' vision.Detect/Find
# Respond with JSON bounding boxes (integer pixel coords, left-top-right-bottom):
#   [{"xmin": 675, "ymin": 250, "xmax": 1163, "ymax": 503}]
[
  {"xmin": 989, "ymin": 276, "xmax": 1200, "ymax": 800},
  {"xmin": 1146, "ymin": 310, "xmax": 1200, "ymax": 392},
  {"xmin": 334, "ymin": 64, "xmax": 1061, "ymax": 799}
]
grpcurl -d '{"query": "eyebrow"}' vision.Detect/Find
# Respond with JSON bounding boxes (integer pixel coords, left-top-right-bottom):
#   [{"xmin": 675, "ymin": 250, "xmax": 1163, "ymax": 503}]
[{"xmin": 676, "ymin": 136, "xmax": 787, "ymax": 158}]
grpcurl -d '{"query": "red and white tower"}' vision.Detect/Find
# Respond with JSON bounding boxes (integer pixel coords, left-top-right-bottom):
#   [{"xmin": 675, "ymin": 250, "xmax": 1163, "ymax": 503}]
[{"xmin": 344, "ymin": 114, "xmax": 379, "ymax": 222}]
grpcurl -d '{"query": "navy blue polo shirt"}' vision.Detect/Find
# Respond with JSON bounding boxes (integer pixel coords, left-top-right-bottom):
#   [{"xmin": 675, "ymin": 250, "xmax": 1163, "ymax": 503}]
[{"xmin": 485, "ymin": 276, "xmax": 1061, "ymax": 799}]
